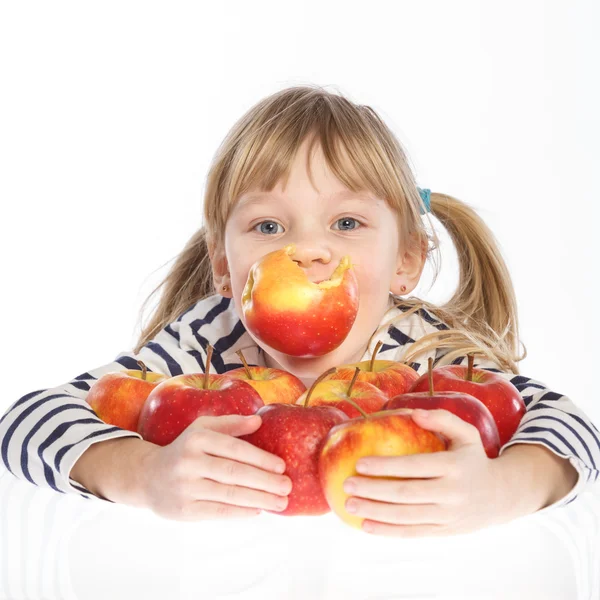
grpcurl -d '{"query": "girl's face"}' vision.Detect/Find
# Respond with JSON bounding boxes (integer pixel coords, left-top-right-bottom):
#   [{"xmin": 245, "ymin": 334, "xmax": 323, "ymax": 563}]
[{"xmin": 221, "ymin": 138, "xmax": 423, "ymax": 387}]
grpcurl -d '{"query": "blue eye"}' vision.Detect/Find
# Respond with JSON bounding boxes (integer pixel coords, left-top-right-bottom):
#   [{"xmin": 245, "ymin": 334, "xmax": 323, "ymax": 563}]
[
  {"xmin": 252, "ymin": 217, "xmax": 363, "ymax": 235},
  {"xmin": 253, "ymin": 221, "xmax": 283, "ymax": 235},
  {"xmin": 334, "ymin": 217, "xmax": 361, "ymax": 231}
]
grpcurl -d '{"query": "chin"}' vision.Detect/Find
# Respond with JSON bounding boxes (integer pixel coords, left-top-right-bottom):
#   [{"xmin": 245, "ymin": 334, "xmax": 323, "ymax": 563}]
[{"xmin": 263, "ymin": 335, "xmax": 367, "ymax": 380}]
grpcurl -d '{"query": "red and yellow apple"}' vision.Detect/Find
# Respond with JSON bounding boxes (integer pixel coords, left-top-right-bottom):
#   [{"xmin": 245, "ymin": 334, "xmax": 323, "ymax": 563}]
[
  {"xmin": 221, "ymin": 350, "xmax": 307, "ymax": 405},
  {"xmin": 319, "ymin": 340, "xmax": 419, "ymax": 400},
  {"xmin": 240, "ymin": 370, "xmax": 349, "ymax": 516},
  {"xmin": 137, "ymin": 345, "xmax": 264, "ymax": 446},
  {"xmin": 86, "ymin": 360, "xmax": 168, "ymax": 432},
  {"xmin": 319, "ymin": 407, "xmax": 448, "ymax": 529},
  {"xmin": 383, "ymin": 358, "xmax": 501, "ymax": 458},
  {"xmin": 241, "ymin": 244, "xmax": 359, "ymax": 357},
  {"xmin": 295, "ymin": 366, "xmax": 388, "ymax": 419},
  {"xmin": 408, "ymin": 353, "xmax": 525, "ymax": 446}
]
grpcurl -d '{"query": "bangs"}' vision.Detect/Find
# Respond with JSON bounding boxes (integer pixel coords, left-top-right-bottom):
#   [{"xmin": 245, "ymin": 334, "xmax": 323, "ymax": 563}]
[
  {"xmin": 205, "ymin": 86, "xmax": 422, "ymax": 255},
  {"xmin": 225, "ymin": 97, "xmax": 396, "ymax": 214}
]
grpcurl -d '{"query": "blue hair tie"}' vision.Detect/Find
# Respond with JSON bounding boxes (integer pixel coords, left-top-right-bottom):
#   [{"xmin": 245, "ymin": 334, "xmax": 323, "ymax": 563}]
[{"xmin": 417, "ymin": 187, "xmax": 431, "ymax": 214}]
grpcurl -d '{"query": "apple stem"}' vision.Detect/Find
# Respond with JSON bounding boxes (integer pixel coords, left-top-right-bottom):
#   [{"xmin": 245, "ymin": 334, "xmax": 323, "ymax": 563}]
[
  {"xmin": 204, "ymin": 345, "xmax": 213, "ymax": 389},
  {"xmin": 347, "ymin": 366, "xmax": 361, "ymax": 397},
  {"xmin": 467, "ymin": 353, "xmax": 474, "ymax": 381},
  {"xmin": 136, "ymin": 360, "xmax": 147, "ymax": 381},
  {"xmin": 340, "ymin": 395, "xmax": 369, "ymax": 419},
  {"xmin": 427, "ymin": 357, "xmax": 434, "ymax": 396},
  {"xmin": 369, "ymin": 340, "xmax": 384, "ymax": 372},
  {"xmin": 236, "ymin": 350, "xmax": 254, "ymax": 379},
  {"xmin": 304, "ymin": 367, "xmax": 337, "ymax": 408}
]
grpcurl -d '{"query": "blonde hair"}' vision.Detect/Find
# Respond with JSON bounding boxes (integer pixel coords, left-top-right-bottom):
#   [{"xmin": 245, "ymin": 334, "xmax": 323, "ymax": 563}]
[{"xmin": 133, "ymin": 84, "xmax": 526, "ymax": 374}]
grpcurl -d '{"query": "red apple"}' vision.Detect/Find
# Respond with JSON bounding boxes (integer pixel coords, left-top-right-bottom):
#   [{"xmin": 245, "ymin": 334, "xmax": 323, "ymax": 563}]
[
  {"xmin": 222, "ymin": 350, "xmax": 307, "ymax": 405},
  {"xmin": 408, "ymin": 353, "xmax": 525, "ymax": 447},
  {"xmin": 295, "ymin": 367, "xmax": 388, "ymax": 419},
  {"xmin": 87, "ymin": 360, "xmax": 169, "ymax": 432},
  {"xmin": 319, "ymin": 407, "xmax": 448, "ymax": 530},
  {"xmin": 137, "ymin": 345, "xmax": 264, "ymax": 446},
  {"xmin": 319, "ymin": 340, "xmax": 419, "ymax": 400},
  {"xmin": 240, "ymin": 369, "xmax": 349, "ymax": 516},
  {"xmin": 383, "ymin": 358, "xmax": 501, "ymax": 458},
  {"xmin": 241, "ymin": 244, "xmax": 359, "ymax": 357}
]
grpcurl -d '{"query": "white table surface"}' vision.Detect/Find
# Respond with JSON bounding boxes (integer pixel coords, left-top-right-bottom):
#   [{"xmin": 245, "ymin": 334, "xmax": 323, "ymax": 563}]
[{"xmin": 1, "ymin": 467, "xmax": 598, "ymax": 600}]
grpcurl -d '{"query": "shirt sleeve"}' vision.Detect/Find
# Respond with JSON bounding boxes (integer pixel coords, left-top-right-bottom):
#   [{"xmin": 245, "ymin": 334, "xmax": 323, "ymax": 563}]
[
  {"xmin": 434, "ymin": 352, "xmax": 600, "ymax": 515},
  {"xmin": 0, "ymin": 306, "xmax": 206, "ymax": 503}
]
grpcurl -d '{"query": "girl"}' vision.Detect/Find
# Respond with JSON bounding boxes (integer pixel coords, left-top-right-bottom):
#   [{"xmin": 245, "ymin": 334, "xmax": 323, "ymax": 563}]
[{"xmin": 1, "ymin": 85, "xmax": 598, "ymax": 537}]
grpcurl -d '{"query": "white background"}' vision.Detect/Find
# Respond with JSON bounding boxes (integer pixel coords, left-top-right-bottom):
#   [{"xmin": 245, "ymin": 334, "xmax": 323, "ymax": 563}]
[{"xmin": 1, "ymin": 1, "xmax": 598, "ymax": 425}]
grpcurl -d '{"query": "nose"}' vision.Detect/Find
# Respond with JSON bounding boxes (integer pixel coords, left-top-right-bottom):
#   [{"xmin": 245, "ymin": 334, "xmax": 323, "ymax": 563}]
[{"xmin": 291, "ymin": 244, "xmax": 332, "ymax": 269}]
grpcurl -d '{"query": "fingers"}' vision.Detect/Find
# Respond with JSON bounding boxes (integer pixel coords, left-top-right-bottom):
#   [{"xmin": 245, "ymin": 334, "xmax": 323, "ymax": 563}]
[
  {"xmin": 344, "ymin": 475, "xmax": 441, "ymax": 504},
  {"xmin": 356, "ymin": 452, "xmax": 451, "ymax": 478},
  {"xmin": 193, "ymin": 414, "xmax": 262, "ymax": 437},
  {"xmin": 345, "ymin": 497, "xmax": 443, "ymax": 526},
  {"xmin": 192, "ymin": 478, "xmax": 289, "ymax": 512},
  {"xmin": 199, "ymin": 453, "xmax": 292, "ymax": 497},
  {"xmin": 176, "ymin": 500, "xmax": 262, "ymax": 522},
  {"xmin": 195, "ymin": 427, "xmax": 287, "ymax": 475}
]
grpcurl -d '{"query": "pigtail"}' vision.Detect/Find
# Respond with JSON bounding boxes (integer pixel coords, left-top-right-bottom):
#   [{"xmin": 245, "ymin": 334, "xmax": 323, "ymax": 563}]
[
  {"xmin": 132, "ymin": 227, "xmax": 214, "ymax": 354},
  {"xmin": 380, "ymin": 192, "xmax": 527, "ymax": 375},
  {"xmin": 432, "ymin": 193, "xmax": 522, "ymax": 358}
]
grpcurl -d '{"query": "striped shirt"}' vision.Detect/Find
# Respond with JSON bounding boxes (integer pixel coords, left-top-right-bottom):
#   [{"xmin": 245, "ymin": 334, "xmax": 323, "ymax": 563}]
[{"xmin": 1, "ymin": 293, "xmax": 599, "ymax": 514}]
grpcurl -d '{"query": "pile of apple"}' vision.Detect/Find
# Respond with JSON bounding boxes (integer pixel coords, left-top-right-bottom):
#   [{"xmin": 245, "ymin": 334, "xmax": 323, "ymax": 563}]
[{"xmin": 86, "ymin": 245, "xmax": 526, "ymax": 530}]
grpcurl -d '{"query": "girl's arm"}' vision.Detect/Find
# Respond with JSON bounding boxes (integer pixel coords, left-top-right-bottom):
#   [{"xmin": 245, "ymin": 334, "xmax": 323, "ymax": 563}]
[
  {"xmin": 447, "ymin": 355, "xmax": 600, "ymax": 513},
  {"xmin": 494, "ymin": 442, "xmax": 580, "ymax": 519},
  {"xmin": 393, "ymin": 306, "xmax": 599, "ymax": 513},
  {"xmin": 69, "ymin": 435, "xmax": 155, "ymax": 507},
  {"xmin": 0, "ymin": 295, "xmax": 226, "ymax": 501}
]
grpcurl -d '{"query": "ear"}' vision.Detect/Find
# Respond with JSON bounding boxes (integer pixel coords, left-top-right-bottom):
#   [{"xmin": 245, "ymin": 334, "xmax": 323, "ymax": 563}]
[
  {"xmin": 207, "ymin": 239, "xmax": 232, "ymax": 297},
  {"xmin": 390, "ymin": 235, "xmax": 427, "ymax": 296}
]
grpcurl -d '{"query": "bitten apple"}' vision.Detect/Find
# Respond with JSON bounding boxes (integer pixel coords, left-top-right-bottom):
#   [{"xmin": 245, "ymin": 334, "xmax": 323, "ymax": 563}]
[
  {"xmin": 87, "ymin": 360, "xmax": 168, "ymax": 433},
  {"xmin": 222, "ymin": 350, "xmax": 307, "ymax": 405},
  {"xmin": 408, "ymin": 353, "xmax": 525, "ymax": 446},
  {"xmin": 319, "ymin": 340, "xmax": 419, "ymax": 400},
  {"xmin": 137, "ymin": 345, "xmax": 264, "ymax": 446},
  {"xmin": 295, "ymin": 367, "xmax": 388, "ymax": 419},
  {"xmin": 241, "ymin": 244, "xmax": 359, "ymax": 357},
  {"xmin": 383, "ymin": 357, "xmax": 501, "ymax": 458},
  {"xmin": 319, "ymin": 404, "xmax": 448, "ymax": 530},
  {"xmin": 240, "ymin": 369, "xmax": 349, "ymax": 516}
]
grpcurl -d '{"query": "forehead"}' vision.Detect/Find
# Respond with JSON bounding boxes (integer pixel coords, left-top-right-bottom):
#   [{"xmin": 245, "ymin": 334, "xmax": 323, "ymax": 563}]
[{"xmin": 234, "ymin": 189, "xmax": 380, "ymax": 212}]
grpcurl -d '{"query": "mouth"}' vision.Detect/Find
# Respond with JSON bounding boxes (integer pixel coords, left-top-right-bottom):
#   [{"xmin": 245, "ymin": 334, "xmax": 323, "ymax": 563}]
[{"xmin": 282, "ymin": 245, "xmax": 354, "ymax": 288}]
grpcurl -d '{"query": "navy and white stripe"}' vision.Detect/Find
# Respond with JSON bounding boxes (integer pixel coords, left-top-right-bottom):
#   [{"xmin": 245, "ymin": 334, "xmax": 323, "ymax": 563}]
[{"xmin": 0, "ymin": 293, "xmax": 598, "ymax": 513}]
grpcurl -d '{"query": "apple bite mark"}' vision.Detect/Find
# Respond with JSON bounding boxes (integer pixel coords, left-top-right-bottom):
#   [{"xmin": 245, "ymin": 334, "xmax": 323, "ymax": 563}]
[
  {"xmin": 240, "ymin": 244, "xmax": 360, "ymax": 357},
  {"xmin": 241, "ymin": 268, "xmax": 255, "ymax": 309},
  {"xmin": 313, "ymin": 255, "xmax": 352, "ymax": 290}
]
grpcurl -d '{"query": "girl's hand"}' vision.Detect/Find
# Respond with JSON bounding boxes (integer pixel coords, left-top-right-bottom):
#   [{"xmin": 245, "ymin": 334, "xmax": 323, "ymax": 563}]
[
  {"xmin": 140, "ymin": 414, "xmax": 292, "ymax": 522},
  {"xmin": 343, "ymin": 408, "xmax": 504, "ymax": 537}
]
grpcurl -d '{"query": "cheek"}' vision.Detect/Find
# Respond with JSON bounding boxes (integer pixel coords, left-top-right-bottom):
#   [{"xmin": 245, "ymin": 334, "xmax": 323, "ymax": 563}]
[
  {"xmin": 353, "ymin": 262, "xmax": 391, "ymax": 297},
  {"xmin": 232, "ymin": 268, "xmax": 251, "ymax": 295}
]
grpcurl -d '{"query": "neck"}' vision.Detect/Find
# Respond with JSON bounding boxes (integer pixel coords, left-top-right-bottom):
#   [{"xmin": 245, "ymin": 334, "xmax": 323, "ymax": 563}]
[{"xmin": 263, "ymin": 340, "xmax": 370, "ymax": 389}]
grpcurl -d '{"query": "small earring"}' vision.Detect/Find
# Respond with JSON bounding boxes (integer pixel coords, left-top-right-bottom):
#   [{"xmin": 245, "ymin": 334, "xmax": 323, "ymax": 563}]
[
  {"xmin": 222, "ymin": 284, "xmax": 229, "ymax": 292},
  {"xmin": 401, "ymin": 285, "xmax": 407, "ymax": 293}
]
